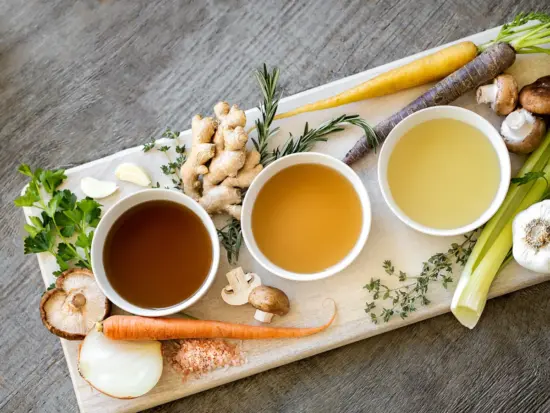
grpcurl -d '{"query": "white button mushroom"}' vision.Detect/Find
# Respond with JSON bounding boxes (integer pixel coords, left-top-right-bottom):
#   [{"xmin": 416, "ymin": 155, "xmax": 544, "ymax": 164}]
[
  {"xmin": 40, "ymin": 269, "xmax": 111, "ymax": 340},
  {"xmin": 221, "ymin": 267, "xmax": 262, "ymax": 306},
  {"xmin": 476, "ymin": 74, "xmax": 519, "ymax": 116},
  {"xmin": 513, "ymin": 200, "xmax": 550, "ymax": 273},
  {"xmin": 248, "ymin": 285, "xmax": 290, "ymax": 323},
  {"xmin": 501, "ymin": 108, "xmax": 546, "ymax": 154}
]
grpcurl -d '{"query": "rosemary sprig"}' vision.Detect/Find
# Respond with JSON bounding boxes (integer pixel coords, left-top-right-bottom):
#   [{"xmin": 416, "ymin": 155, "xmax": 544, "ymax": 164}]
[
  {"xmin": 251, "ymin": 64, "xmax": 281, "ymax": 166},
  {"xmin": 364, "ymin": 231, "xmax": 478, "ymax": 323},
  {"xmin": 142, "ymin": 128, "xmax": 186, "ymax": 189},
  {"xmin": 267, "ymin": 114, "xmax": 378, "ymax": 164},
  {"xmin": 479, "ymin": 12, "xmax": 550, "ymax": 54},
  {"xmin": 219, "ymin": 65, "xmax": 377, "ymax": 263},
  {"xmin": 217, "ymin": 218, "xmax": 243, "ymax": 265}
]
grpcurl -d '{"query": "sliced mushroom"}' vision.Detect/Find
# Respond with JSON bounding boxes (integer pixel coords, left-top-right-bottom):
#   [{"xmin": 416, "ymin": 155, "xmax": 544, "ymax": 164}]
[
  {"xmin": 501, "ymin": 108, "xmax": 547, "ymax": 154},
  {"xmin": 248, "ymin": 285, "xmax": 290, "ymax": 323},
  {"xmin": 476, "ymin": 74, "xmax": 519, "ymax": 116},
  {"xmin": 40, "ymin": 269, "xmax": 111, "ymax": 340},
  {"xmin": 221, "ymin": 267, "xmax": 261, "ymax": 306},
  {"xmin": 520, "ymin": 76, "xmax": 550, "ymax": 115}
]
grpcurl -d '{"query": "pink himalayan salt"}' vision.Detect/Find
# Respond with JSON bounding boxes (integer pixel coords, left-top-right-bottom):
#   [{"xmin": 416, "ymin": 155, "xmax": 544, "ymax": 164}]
[{"xmin": 168, "ymin": 339, "xmax": 245, "ymax": 381}]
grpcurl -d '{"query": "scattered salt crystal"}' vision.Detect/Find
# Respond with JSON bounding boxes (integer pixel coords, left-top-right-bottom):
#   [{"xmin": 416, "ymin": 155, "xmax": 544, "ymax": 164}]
[{"xmin": 166, "ymin": 339, "xmax": 245, "ymax": 382}]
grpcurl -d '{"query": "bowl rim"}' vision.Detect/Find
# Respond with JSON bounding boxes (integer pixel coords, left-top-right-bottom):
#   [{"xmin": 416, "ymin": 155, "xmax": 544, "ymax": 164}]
[
  {"xmin": 91, "ymin": 188, "xmax": 220, "ymax": 317},
  {"xmin": 377, "ymin": 106, "xmax": 511, "ymax": 237},
  {"xmin": 241, "ymin": 152, "xmax": 372, "ymax": 281}
]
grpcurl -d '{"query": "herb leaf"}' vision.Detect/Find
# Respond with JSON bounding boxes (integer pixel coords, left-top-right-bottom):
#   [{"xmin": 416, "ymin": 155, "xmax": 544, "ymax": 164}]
[
  {"xmin": 364, "ymin": 231, "xmax": 479, "ymax": 323},
  {"xmin": 217, "ymin": 219, "xmax": 242, "ymax": 265},
  {"xmin": 511, "ymin": 171, "xmax": 547, "ymax": 186},
  {"xmin": 24, "ymin": 230, "xmax": 55, "ymax": 254},
  {"xmin": 142, "ymin": 128, "xmax": 186, "ymax": 190},
  {"xmin": 251, "ymin": 64, "xmax": 281, "ymax": 165},
  {"xmin": 15, "ymin": 165, "xmax": 100, "ymax": 276},
  {"xmin": 267, "ymin": 114, "xmax": 378, "ymax": 164}
]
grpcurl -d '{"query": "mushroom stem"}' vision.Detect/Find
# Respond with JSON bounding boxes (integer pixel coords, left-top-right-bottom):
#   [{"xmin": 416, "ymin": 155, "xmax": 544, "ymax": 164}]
[
  {"xmin": 71, "ymin": 293, "xmax": 87, "ymax": 309},
  {"xmin": 505, "ymin": 109, "xmax": 534, "ymax": 138},
  {"xmin": 524, "ymin": 218, "xmax": 550, "ymax": 250},
  {"xmin": 254, "ymin": 310, "xmax": 274, "ymax": 323},
  {"xmin": 476, "ymin": 84, "xmax": 497, "ymax": 105}
]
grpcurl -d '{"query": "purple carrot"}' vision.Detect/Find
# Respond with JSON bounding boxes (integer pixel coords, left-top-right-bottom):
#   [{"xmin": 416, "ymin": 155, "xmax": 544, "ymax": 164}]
[{"xmin": 342, "ymin": 42, "xmax": 516, "ymax": 166}]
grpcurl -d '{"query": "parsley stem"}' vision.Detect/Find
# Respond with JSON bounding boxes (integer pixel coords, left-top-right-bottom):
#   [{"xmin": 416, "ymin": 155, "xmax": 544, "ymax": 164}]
[{"xmin": 53, "ymin": 221, "xmax": 89, "ymax": 267}]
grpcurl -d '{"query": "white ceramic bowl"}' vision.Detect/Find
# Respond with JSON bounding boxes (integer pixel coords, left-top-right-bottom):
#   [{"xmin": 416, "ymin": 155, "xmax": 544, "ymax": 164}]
[
  {"xmin": 378, "ymin": 106, "xmax": 511, "ymax": 236},
  {"xmin": 91, "ymin": 189, "xmax": 220, "ymax": 316},
  {"xmin": 242, "ymin": 152, "xmax": 371, "ymax": 281}
]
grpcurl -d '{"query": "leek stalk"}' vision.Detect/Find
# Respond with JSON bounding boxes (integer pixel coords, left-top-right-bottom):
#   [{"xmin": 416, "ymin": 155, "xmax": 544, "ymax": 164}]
[{"xmin": 452, "ymin": 159, "xmax": 550, "ymax": 328}]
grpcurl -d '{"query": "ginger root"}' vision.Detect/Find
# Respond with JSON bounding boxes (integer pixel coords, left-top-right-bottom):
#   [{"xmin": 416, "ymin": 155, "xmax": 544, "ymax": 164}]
[
  {"xmin": 180, "ymin": 101, "xmax": 263, "ymax": 220},
  {"xmin": 181, "ymin": 115, "xmax": 216, "ymax": 200},
  {"xmin": 199, "ymin": 185, "xmax": 242, "ymax": 220},
  {"xmin": 222, "ymin": 149, "xmax": 263, "ymax": 189}
]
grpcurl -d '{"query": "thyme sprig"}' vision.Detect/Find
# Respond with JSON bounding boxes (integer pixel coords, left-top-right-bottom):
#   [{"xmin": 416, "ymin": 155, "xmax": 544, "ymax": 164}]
[
  {"xmin": 142, "ymin": 127, "xmax": 186, "ymax": 189},
  {"xmin": 364, "ymin": 231, "xmax": 478, "ymax": 323}
]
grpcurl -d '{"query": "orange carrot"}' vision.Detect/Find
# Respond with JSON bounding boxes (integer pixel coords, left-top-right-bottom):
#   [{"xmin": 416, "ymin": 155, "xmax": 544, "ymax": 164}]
[{"xmin": 99, "ymin": 304, "xmax": 336, "ymax": 341}]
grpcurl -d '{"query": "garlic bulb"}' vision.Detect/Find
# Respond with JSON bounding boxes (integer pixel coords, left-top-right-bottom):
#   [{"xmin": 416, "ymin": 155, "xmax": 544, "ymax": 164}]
[{"xmin": 512, "ymin": 200, "xmax": 550, "ymax": 273}]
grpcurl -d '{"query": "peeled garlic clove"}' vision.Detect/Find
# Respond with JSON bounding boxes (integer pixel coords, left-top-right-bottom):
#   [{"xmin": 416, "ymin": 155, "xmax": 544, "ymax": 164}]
[
  {"xmin": 78, "ymin": 327, "xmax": 163, "ymax": 399},
  {"xmin": 115, "ymin": 163, "xmax": 151, "ymax": 187},
  {"xmin": 80, "ymin": 177, "xmax": 118, "ymax": 199}
]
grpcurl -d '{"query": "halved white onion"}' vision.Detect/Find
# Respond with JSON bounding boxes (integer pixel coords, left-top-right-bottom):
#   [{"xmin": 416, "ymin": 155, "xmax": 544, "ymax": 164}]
[
  {"xmin": 80, "ymin": 177, "xmax": 118, "ymax": 199},
  {"xmin": 78, "ymin": 327, "xmax": 163, "ymax": 399},
  {"xmin": 115, "ymin": 163, "xmax": 151, "ymax": 187}
]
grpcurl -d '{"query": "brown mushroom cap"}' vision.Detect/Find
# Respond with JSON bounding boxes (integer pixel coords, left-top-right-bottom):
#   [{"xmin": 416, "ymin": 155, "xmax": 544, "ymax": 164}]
[
  {"xmin": 248, "ymin": 285, "xmax": 290, "ymax": 316},
  {"xmin": 494, "ymin": 74, "xmax": 519, "ymax": 116},
  {"xmin": 40, "ymin": 269, "xmax": 111, "ymax": 340},
  {"xmin": 520, "ymin": 76, "xmax": 550, "ymax": 115}
]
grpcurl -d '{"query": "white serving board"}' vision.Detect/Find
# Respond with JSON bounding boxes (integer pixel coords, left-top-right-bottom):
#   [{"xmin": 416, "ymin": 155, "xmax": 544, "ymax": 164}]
[{"xmin": 24, "ymin": 26, "xmax": 550, "ymax": 413}]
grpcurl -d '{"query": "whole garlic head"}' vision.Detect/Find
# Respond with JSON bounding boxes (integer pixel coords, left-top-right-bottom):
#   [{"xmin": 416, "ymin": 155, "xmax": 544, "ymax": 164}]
[{"xmin": 512, "ymin": 200, "xmax": 550, "ymax": 273}]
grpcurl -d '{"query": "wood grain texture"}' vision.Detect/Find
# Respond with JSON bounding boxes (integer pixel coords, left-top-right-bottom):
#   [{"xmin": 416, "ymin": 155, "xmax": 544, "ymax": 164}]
[{"xmin": 1, "ymin": 1, "xmax": 550, "ymax": 412}]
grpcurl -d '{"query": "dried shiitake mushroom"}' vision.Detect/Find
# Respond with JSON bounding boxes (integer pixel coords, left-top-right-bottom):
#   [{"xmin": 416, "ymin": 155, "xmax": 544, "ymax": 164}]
[{"xmin": 40, "ymin": 269, "xmax": 110, "ymax": 340}]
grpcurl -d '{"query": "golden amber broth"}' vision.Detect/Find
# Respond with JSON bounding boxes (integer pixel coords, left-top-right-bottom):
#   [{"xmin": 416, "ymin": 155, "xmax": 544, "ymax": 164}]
[
  {"xmin": 103, "ymin": 200, "xmax": 212, "ymax": 309},
  {"xmin": 252, "ymin": 163, "xmax": 363, "ymax": 274},
  {"xmin": 387, "ymin": 119, "xmax": 500, "ymax": 229}
]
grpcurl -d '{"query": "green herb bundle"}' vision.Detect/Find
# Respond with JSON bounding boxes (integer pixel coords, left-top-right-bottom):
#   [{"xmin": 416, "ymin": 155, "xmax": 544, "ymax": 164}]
[{"xmin": 15, "ymin": 165, "xmax": 101, "ymax": 276}]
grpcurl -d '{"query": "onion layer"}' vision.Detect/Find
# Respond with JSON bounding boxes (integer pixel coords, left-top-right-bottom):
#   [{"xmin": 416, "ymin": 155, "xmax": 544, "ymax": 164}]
[{"xmin": 78, "ymin": 327, "xmax": 163, "ymax": 399}]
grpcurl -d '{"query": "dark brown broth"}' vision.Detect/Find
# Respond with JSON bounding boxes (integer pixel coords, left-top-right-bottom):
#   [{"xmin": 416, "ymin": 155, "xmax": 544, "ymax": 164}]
[{"xmin": 103, "ymin": 200, "xmax": 212, "ymax": 309}]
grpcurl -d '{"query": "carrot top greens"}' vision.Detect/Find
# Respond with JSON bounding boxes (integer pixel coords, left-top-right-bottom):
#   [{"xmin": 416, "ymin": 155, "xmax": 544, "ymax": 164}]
[{"xmin": 480, "ymin": 12, "xmax": 550, "ymax": 54}]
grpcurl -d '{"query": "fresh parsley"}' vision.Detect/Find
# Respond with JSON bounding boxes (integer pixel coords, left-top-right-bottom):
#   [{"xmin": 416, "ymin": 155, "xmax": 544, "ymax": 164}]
[{"xmin": 15, "ymin": 164, "xmax": 101, "ymax": 276}]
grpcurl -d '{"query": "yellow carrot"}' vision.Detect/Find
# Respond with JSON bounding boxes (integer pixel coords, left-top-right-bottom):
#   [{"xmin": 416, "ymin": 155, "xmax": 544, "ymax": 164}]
[{"xmin": 275, "ymin": 41, "xmax": 478, "ymax": 120}]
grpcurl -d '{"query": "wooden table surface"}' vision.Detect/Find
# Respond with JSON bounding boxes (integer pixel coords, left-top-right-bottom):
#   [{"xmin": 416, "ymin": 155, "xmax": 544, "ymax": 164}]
[{"xmin": 2, "ymin": 1, "xmax": 550, "ymax": 412}]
